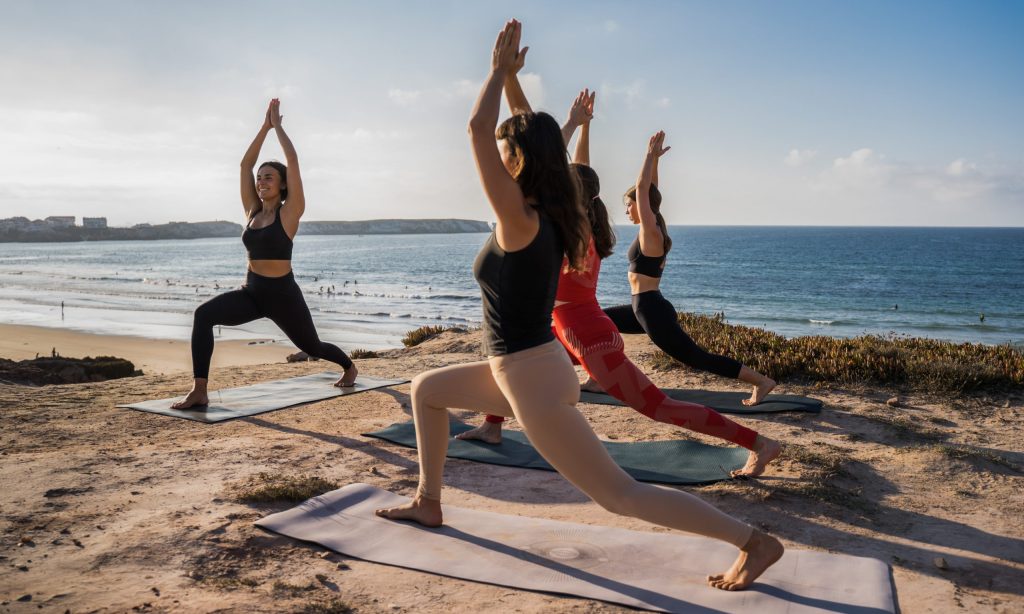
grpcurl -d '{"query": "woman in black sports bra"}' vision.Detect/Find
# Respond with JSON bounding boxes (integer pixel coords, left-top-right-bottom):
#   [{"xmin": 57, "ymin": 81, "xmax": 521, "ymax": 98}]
[
  {"xmin": 172, "ymin": 99, "xmax": 356, "ymax": 410},
  {"xmin": 601, "ymin": 131, "xmax": 776, "ymax": 406}
]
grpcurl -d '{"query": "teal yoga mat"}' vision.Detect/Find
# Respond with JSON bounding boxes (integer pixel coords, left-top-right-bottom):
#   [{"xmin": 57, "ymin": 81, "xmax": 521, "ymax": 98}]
[
  {"xmin": 580, "ymin": 389, "xmax": 822, "ymax": 414},
  {"xmin": 364, "ymin": 421, "xmax": 747, "ymax": 485}
]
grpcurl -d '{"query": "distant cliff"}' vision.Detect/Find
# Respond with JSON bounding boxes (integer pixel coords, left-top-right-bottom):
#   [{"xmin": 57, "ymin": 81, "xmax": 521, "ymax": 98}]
[{"xmin": 0, "ymin": 218, "xmax": 491, "ymax": 242}]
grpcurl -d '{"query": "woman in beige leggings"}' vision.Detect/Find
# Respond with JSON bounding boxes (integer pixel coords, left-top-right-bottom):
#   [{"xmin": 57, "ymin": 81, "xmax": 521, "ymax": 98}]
[{"xmin": 376, "ymin": 19, "xmax": 784, "ymax": 591}]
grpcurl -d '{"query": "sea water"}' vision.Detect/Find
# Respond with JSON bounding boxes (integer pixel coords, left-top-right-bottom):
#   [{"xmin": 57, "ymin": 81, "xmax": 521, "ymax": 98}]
[{"xmin": 0, "ymin": 226, "xmax": 1020, "ymax": 350}]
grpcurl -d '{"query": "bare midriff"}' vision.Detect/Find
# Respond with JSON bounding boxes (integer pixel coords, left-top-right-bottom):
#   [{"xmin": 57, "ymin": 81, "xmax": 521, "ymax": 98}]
[
  {"xmin": 248, "ymin": 260, "xmax": 292, "ymax": 278},
  {"xmin": 629, "ymin": 271, "xmax": 661, "ymax": 295}
]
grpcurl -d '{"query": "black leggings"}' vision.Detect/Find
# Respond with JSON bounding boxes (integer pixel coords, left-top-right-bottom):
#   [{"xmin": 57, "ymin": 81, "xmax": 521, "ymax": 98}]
[
  {"xmin": 190, "ymin": 270, "xmax": 353, "ymax": 379},
  {"xmin": 603, "ymin": 291, "xmax": 742, "ymax": 379}
]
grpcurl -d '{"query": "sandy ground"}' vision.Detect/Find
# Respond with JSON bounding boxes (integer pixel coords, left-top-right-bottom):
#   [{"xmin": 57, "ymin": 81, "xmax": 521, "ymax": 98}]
[
  {"xmin": 1, "ymin": 328, "xmax": 1022, "ymax": 613},
  {"xmin": 0, "ymin": 324, "xmax": 292, "ymax": 376}
]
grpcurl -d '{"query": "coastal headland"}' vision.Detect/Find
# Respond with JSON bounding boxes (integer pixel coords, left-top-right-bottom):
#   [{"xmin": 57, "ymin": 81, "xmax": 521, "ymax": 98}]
[
  {"xmin": 0, "ymin": 218, "xmax": 491, "ymax": 243},
  {"xmin": 1, "ymin": 325, "xmax": 1021, "ymax": 612}
]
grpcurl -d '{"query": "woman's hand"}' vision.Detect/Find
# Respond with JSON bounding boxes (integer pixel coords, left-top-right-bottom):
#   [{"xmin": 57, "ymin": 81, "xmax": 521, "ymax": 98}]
[
  {"xmin": 647, "ymin": 130, "xmax": 670, "ymax": 158},
  {"xmin": 492, "ymin": 19, "xmax": 524, "ymax": 75},
  {"xmin": 261, "ymin": 100, "xmax": 273, "ymax": 131},
  {"xmin": 269, "ymin": 98, "xmax": 283, "ymax": 129},
  {"xmin": 567, "ymin": 89, "xmax": 595, "ymax": 127}
]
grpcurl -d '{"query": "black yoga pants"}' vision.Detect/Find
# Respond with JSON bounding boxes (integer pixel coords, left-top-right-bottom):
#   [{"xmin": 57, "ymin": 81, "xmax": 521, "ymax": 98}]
[
  {"xmin": 602, "ymin": 291, "xmax": 741, "ymax": 379},
  {"xmin": 190, "ymin": 271, "xmax": 353, "ymax": 378}
]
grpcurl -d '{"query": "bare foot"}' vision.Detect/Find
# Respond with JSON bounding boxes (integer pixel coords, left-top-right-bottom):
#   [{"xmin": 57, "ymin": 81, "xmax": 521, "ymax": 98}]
[
  {"xmin": 170, "ymin": 390, "xmax": 208, "ymax": 410},
  {"xmin": 707, "ymin": 528, "xmax": 784, "ymax": 591},
  {"xmin": 580, "ymin": 377, "xmax": 605, "ymax": 394},
  {"xmin": 375, "ymin": 495, "xmax": 443, "ymax": 527},
  {"xmin": 335, "ymin": 364, "xmax": 358, "ymax": 387},
  {"xmin": 731, "ymin": 435, "xmax": 782, "ymax": 478},
  {"xmin": 454, "ymin": 421, "xmax": 503, "ymax": 445},
  {"xmin": 742, "ymin": 376, "xmax": 776, "ymax": 406}
]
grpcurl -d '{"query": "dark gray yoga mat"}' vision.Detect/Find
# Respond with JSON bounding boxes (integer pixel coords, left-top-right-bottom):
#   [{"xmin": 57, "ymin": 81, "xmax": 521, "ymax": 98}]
[
  {"xmin": 257, "ymin": 483, "xmax": 897, "ymax": 614},
  {"xmin": 364, "ymin": 420, "xmax": 747, "ymax": 484},
  {"xmin": 119, "ymin": 373, "xmax": 408, "ymax": 423},
  {"xmin": 580, "ymin": 388, "xmax": 822, "ymax": 414}
]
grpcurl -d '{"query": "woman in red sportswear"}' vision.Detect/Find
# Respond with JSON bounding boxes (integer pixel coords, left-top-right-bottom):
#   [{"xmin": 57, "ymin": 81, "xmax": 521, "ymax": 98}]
[{"xmin": 456, "ymin": 79, "xmax": 780, "ymax": 477}]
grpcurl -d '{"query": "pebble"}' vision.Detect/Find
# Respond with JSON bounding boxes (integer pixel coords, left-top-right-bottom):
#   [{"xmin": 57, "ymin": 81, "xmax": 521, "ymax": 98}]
[
  {"xmin": 886, "ymin": 397, "xmax": 900, "ymax": 407},
  {"xmin": 17, "ymin": 594, "xmax": 31, "ymax": 602},
  {"xmin": 337, "ymin": 563, "xmax": 350, "ymax": 571},
  {"xmin": 934, "ymin": 557, "xmax": 949, "ymax": 570},
  {"xmin": 319, "ymin": 552, "xmax": 332, "ymax": 560}
]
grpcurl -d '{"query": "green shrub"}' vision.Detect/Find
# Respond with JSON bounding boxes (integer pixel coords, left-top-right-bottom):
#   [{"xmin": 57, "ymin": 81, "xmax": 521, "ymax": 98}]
[{"xmin": 650, "ymin": 312, "xmax": 1024, "ymax": 394}]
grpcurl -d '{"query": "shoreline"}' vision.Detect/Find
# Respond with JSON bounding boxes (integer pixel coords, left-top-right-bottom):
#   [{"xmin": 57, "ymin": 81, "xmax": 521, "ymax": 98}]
[{"xmin": 0, "ymin": 323, "xmax": 295, "ymax": 376}]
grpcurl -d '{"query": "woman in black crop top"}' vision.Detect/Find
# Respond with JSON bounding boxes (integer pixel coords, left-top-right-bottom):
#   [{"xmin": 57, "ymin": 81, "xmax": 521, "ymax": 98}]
[
  {"xmin": 376, "ymin": 20, "xmax": 783, "ymax": 592},
  {"xmin": 601, "ymin": 132, "xmax": 777, "ymax": 406},
  {"xmin": 171, "ymin": 99, "xmax": 356, "ymax": 410}
]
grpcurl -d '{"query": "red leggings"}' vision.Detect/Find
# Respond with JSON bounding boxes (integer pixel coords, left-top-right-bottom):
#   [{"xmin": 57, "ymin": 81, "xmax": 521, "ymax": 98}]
[{"xmin": 485, "ymin": 302, "xmax": 758, "ymax": 450}]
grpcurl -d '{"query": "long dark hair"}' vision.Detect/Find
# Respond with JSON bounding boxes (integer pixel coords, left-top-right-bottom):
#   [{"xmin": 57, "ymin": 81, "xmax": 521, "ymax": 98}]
[
  {"xmin": 252, "ymin": 160, "xmax": 288, "ymax": 219},
  {"xmin": 571, "ymin": 163, "xmax": 615, "ymax": 259},
  {"xmin": 496, "ymin": 112, "xmax": 589, "ymax": 270},
  {"xmin": 624, "ymin": 183, "xmax": 671, "ymax": 254}
]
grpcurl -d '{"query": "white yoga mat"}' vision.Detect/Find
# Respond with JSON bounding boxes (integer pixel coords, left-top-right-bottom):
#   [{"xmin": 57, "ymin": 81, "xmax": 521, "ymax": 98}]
[
  {"xmin": 256, "ymin": 483, "xmax": 896, "ymax": 613},
  {"xmin": 118, "ymin": 373, "xmax": 408, "ymax": 423}
]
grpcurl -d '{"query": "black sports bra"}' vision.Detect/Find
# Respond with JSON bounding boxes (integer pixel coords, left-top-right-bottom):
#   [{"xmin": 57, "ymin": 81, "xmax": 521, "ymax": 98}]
[
  {"xmin": 242, "ymin": 207, "xmax": 293, "ymax": 260},
  {"xmin": 627, "ymin": 235, "xmax": 666, "ymax": 278}
]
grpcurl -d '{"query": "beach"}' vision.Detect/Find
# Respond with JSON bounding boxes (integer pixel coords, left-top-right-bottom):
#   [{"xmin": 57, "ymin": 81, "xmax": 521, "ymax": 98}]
[
  {"xmin": 1, "ymin": 328, "xmax": 1022, "ymax": 612},
  {"xmin": 0, "ymin": 324, "xmax": 292, "ymax": 377}
]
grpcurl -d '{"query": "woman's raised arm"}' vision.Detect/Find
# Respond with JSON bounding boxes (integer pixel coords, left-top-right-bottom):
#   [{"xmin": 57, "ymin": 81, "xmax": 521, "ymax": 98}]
[
  {"xmin": 636, "ymin": 131, "xmax": 671, "ymax": 257},
  {"xmin": 468, "ymin": 20, "xmax": 534, "ymax": 241},
  {"xmin": 270, "ymin": 99, "xmax": 306, "ymax": 236},
  {"xmin": 240, "ymin": 102, "xmax": 273, "ymax": 218}
]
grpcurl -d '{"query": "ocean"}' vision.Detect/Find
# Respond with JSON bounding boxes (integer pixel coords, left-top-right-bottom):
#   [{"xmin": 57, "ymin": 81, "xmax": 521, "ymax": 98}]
[{"xmin": 0, "ymin": 226, "xmax": 1021, "ymax": 350}]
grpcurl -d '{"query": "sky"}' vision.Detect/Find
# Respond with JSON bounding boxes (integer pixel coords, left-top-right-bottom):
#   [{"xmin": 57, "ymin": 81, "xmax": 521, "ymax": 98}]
[{"xmin": 1, "ymin": 0, "xmax": 1022, "ymax": 227}]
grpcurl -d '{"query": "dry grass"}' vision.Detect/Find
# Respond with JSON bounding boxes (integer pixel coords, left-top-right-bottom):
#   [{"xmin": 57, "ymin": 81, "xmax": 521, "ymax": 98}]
[
  {"xmin": 349, "ymin": 348, "xmax": 379, "ymax": 359},
  {"xmin": 402, "ymin": 325, "xmax": 464, "ymax": 347},
  {"xmin": 231, "ymin": 473, "xmax": 340, "ymax": 504},
  {"xmin": 649, "ymin": 312, "xmax": 1024, "ymax": 394}
]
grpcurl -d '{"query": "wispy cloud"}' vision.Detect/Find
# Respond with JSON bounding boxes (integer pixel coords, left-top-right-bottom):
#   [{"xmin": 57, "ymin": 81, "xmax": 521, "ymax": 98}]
[
  {"xmin": 784, "ymin": 148, "xmax": 818, "ymax": 167},
  {"xmin": 604, "ymin": 19, "xmax": 620, "ymax": 33}
]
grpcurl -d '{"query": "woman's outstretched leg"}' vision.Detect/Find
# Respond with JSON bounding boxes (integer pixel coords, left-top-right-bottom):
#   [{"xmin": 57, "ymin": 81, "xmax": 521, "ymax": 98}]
[
  {"xmin": 267, "ymin": 278, "xmax": 358, "ymax": 386},
  {"xmin": 633, "ymin": 291, "xmax": 776, "ymax": 405},
  {"xmin": 173, "ymin": 288, "xmax": 262, "ymax": 409},
  {"xmin": 555, "ymin": 309, "xmax": 781, "ymax": 476},
  {"xmin": 492, "ymin": 341, "xmax": 784, "ymax": 590},
  {"xmin": 376, "ymin": 360, "xmax": 515, "ymax": 526}
]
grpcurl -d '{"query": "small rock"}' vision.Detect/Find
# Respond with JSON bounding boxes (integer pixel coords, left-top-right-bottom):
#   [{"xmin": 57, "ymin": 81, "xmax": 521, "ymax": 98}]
[
  {"xmin": 370, "ymin": 466, "xmax": 384, "ymax": 476},
  {"xmin": 17, "ymin": 594, "xmax": 31, "ymax": 602},
  {"xmin": 1004, "ymin": 400, "xmax": 1012, "ymax": 408},
  {"xmin": 315, "ymin": 573, "xmax": 328, "ymax": 584},
  {"xmin": 19, "ymin": 536, "xmax": 35, "ymax": 547},
  {"xmin": 59, "ymin": 528, "xmax": 70, "ymax": 535},
  {"xmin": 18, "ymin": 565, "xmax": 29, "ymax": 571},
  {"xmin": 72, "ymin": 539, "xmax": 84, "ymax": 548},
  {"xmin": 389, "ymin": 605, "xmax": 401, "ymax": 611},
  {"xmin": 151, "ymin": 587, "xmax": 160, "ymax": 596},
  {"xmin": 934, "ymin": 557, "xmax": 949, "ymax": 570},
  {"xmin": 886, "ymin": 397, "xmax": 900, "ymax": 407},
  {"xmin": 337, "ymin": 563, "xmax": 350, "ymax": 571},
  {"xmin": 319, "ymin": 552, "xmax": 332, "ymax": 560}
]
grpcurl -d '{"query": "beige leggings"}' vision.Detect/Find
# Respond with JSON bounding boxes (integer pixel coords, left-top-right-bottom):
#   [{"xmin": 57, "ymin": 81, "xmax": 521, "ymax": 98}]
[{"xmin": 410, "ymin": 339, "xmax": 754, "ymax": 548}]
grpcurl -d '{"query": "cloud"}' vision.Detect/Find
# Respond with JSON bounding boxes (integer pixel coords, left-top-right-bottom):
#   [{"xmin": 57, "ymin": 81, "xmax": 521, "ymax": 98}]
[
  {"xmin": 604, "ymin": 20, "xmax": 620, "ymax": 33},
  {"xmin": 783, "ymin": 148, "xmax": 817, "ymax": 167},
  {"xmin": 517, "ymin": 73, "xmax": 546, "ymax": 109},
  {"xmin": 387, "ymin": 79, "xmax": 481, "ymax": 108},
  {"xmin": 600, "ymin": 79, "xmax": 645, "ymax": 107},
  {"xmin": 811, "ymin": 148, "xmax": 1024, "ymax": 205},
  {"xmin": 655, "ymin": 97, "xmax": 671, "ymax": 108}
]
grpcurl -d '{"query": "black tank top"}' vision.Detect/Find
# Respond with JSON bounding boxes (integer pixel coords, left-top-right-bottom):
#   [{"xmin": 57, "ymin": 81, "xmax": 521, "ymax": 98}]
[
  {"xmin": 242, "ymin": 207, "xmax": 293, "ymax": 260},
  {"xmin": 627, "ymin": 235, "xmax": 665, "ymax": 278},
  {"xmin": 473, "ymin": 211, "xmax": 563, "ymax": 356}
]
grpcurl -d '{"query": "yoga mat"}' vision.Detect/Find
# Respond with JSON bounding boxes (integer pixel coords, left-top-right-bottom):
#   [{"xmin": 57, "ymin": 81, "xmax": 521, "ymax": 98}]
[
  {"xmin": 257, "ymin": 483, "xmax": 896, "ymax": 614},
  {"xmin": 365, "ymin": 421, "xmax": 747, "ymax": 485},
  {"xmin": 119, "ymin": 373, "xmax": 408, "ymax": 423},
  {"xmin": 580, "ymin": 389, "xmax": 822, "ymax": 414}
]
